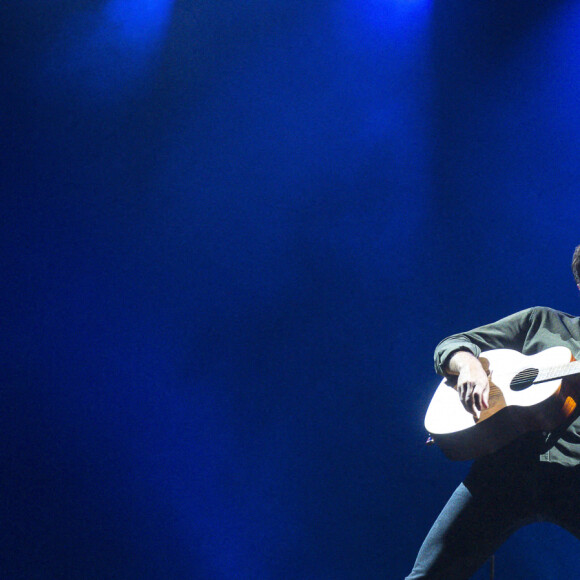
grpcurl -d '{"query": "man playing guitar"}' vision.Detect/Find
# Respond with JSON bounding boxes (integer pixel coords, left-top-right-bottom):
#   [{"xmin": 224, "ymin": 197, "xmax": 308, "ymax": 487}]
[{"xmin": 405, "ymin": 246, "xmax": 580, "ymax": 579}]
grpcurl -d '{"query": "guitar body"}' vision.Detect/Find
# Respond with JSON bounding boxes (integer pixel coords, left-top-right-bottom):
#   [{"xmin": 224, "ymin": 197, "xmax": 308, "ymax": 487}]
[{"xmin": 424, "ymin": 347, "xmax": 580, "ymax": 460}]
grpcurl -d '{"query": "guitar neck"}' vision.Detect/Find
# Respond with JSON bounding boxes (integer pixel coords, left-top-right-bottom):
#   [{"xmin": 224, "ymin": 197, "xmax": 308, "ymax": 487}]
[{"xmin": 537, "ymin": 359, "xmax": 580, "ymax": 383}]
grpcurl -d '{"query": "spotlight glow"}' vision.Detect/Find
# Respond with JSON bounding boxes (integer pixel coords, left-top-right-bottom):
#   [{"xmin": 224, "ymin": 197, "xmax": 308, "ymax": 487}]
[
  {"xmin": 104, "ymin": 0, "xmax": 174, "ymax": 48},
  {"xmin": 38, "ymin": 0, "xmax": 174, "ymax": 103}
]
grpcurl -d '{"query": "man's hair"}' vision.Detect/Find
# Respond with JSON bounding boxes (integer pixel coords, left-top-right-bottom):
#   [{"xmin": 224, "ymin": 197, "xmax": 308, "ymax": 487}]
[{"xmin": 572, "ymin": 245, "xmax": 580, "ymax": 287}]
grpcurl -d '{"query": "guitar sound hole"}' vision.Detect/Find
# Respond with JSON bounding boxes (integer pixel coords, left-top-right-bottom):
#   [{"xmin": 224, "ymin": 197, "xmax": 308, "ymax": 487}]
[{"xmin": 510, "ymin": 368, "xmax": 539, "ymax": 391}]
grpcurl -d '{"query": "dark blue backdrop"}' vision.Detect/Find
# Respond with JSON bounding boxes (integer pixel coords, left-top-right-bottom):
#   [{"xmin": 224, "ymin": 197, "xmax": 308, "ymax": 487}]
[{"xmin": 3, "ymin": 1, "xmax": 580, "ymax": 578}]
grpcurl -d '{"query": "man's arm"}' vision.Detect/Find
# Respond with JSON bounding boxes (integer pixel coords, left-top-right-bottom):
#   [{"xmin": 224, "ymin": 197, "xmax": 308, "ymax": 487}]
[
  {"xmin": 434, "ymin": 308, "xmax": 536, "ymax": 376},
  {"xmin": 434, "ymin": 308, "xmax": 537, "ymax": 418},
  {"xmin": 445, "ymin": 350, "xmax": 489, "ymax": 418}
]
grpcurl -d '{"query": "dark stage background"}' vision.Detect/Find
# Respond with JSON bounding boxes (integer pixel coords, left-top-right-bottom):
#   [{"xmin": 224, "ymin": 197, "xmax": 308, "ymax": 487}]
[{"xmin": 3, "ymin": 1, "xmax": 580, "ymax": 578}]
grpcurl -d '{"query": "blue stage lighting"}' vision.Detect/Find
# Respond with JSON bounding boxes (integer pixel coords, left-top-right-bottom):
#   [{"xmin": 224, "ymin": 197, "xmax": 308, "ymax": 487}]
[
  {"xmin": 38, "ymin": 0, "xmax": 174, "ymax": 103},
  {"xmin": 104, "ymin": 0, "xmax": 173, "ymax": 48}
]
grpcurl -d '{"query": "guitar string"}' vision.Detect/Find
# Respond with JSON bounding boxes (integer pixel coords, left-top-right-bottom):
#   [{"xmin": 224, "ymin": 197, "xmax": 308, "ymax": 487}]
[{"xmin": 476, "ymin": 361, "xmax": 580, "ymax": 385}]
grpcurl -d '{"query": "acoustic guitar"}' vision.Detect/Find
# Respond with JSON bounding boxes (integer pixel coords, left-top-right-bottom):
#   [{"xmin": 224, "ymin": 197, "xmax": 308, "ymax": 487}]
[{"xmin": 424, "ymin": 346, "xmax": 580, "ymax": 460}]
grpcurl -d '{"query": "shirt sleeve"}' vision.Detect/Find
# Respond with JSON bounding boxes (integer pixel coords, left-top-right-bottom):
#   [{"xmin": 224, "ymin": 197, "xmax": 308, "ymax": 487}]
[{"xmin": 433, "ymin": 307, "xmax": 537, "ymax": 375}]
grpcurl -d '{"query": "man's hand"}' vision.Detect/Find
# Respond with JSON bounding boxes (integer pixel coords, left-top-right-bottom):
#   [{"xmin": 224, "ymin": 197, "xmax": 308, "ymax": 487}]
[{"xmin": 446, "ymin": 351, "xmax": 490, "ymax": 419}]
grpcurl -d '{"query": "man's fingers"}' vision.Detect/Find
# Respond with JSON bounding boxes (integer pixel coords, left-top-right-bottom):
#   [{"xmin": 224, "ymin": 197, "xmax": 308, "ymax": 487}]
[
  {"xmin": 481, "ymin": 388, "xmax": 489, "ymax": 409},
  {"xmin": 460, "ymin": 383, "xmax": 477, "ymax": 417},
  {"xmin": 473, "ymin": 384, "xmax": 490, "ymax": 410},
  {"xmin": 469, "ymin": 392, "xmax": 479, "ymax": 418},
  {"xmin": 459, "ymin": 380, "xmax": 489, "ymax": 418},
  {"xmin": 472, "ymin": 392, "xmax": 482, "ymax": 418},
  {"xmin": 456, "ymin": 363, "xmax": 489, "ymax": 417}
]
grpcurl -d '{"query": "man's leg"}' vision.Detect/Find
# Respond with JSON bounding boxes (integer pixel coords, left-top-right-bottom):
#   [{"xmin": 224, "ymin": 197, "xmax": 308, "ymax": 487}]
[{"xmin": 405, "ymin": 474, "xmax": 536, "ymax": 580}]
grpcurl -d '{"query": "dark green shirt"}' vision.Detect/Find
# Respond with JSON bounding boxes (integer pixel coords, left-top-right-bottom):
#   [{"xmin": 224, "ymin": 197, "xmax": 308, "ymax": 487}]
[{"xmin": 434, "ymin": 306, "xmax": 580, "ymax": 466}]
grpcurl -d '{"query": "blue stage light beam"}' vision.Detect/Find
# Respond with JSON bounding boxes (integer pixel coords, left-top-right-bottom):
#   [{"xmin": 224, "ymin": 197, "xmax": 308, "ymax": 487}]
[
  {"xmin": 350, "ymin": 0, "xmax": 433, "ymax": 33},
  {"xmin": 104, "ymin": 0, "xmax": 174, "ymax": 49},
  {"xmin": 38, "ymin": 0, "xmax": 174, "ymax": 104}
]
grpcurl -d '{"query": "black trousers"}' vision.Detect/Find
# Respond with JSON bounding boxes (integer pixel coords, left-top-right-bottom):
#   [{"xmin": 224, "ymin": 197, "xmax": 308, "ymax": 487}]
[{"xmin": 405, "ymin": 456, "xmax": 580, "ymax": 579}]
